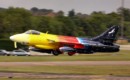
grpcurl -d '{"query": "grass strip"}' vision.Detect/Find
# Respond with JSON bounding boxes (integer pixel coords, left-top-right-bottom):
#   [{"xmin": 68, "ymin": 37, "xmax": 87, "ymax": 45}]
[{"xmin": 0, "ymin": 50, "xmax": 130, "ymax": 62}]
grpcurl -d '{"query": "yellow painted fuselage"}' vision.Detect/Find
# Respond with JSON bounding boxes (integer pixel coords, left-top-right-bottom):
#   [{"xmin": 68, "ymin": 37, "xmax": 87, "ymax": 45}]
[
  {"xmin": 10, "ymin": 30, "xmax": 80, "ymax": 50},
  {"xmin": 28, "ymin": 33, "xmax": 60, "ymax": 50}
]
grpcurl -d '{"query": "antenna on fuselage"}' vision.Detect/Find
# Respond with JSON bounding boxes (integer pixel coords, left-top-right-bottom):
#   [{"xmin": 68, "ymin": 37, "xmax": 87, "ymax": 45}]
[
  {"xmin": 44, "ymin": 31, "xmax": 54, "ymax": 42},
  {"xmin": 46, "ymin": 31, "xmax": 48, "ymax": 34},
  {"xmin": 45, "ymin": 31, "xmax": 49, "ymax": 39}
]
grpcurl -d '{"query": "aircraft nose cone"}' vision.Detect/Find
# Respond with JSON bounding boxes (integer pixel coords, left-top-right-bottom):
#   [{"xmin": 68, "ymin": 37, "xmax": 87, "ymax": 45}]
[
  {"xmin": 9, "ymin": 34, "xmax": 29, "ymax": 43},
  {"xmin": 10, "ymin": 36, "xmax": 15, "ymax": 41},
  {"xmin": 9, "ymin": 35, "xmax": 18, "ymax": 41}
]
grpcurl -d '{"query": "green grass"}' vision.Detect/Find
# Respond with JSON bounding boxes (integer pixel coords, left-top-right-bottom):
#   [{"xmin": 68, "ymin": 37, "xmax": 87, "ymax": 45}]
[{"xmin": 0, "ymin": 50, "xmax": 130, "ymax": 62}]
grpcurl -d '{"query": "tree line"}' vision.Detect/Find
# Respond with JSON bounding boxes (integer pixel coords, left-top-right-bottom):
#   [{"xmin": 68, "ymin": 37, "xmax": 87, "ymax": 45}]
[{"xmin": 0, "ymin": 7, "xmax": 130, "ymax": 39}]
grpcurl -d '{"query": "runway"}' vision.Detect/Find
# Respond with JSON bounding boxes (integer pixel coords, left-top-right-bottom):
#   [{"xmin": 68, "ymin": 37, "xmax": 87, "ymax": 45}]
[
  {"xmin": 0, "ymin": 61, "xmax": 130, "ymax": 80},
  {"xmin": 120, "ymin": 45, "xmax": 130, "ymax": 50},
  {"xmin": 0, "ymin": 61, "xmax": 130, "ymax": 66},
  {"xmin": 0, "ymin": 72, "xmax": 130, "ymax": 80},
  {"xmin": 0, "ymin": 45, "xmax": 130, "ymax": 79}
]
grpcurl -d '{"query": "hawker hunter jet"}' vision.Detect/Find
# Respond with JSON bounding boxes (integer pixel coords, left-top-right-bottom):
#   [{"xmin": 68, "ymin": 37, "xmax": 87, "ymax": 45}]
[{"xmin": 10, "ymin": 25, "xmax": 120, "ymax": 56}]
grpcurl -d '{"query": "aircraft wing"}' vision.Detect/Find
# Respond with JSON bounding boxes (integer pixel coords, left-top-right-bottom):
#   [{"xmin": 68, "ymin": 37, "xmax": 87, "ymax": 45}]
[{"xmin": 47, "ymin": 36, "xmax": 85, "ymax": 50}]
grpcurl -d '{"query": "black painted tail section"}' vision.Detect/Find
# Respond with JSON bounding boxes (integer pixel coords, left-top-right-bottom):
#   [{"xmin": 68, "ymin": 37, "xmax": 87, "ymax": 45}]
[{"xmin": 92, "ymin": 25, "xmax": 119, "ymax": 45}]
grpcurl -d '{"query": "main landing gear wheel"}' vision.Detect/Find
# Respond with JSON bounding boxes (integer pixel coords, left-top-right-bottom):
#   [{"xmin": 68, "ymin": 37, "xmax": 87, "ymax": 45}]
[
  {"xmin": 68, "ymin": 52, "xmax": 75, "ymax": 56},
  {"xmin": 52, "ymin": 50, "xmax": 62, "ymax": 56}
]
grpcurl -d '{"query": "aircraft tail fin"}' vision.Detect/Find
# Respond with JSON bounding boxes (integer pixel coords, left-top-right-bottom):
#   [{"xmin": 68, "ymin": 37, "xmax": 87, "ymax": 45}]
[{"xmin": 92, "ymin": 25, "xmax": 120, "ymax": 45}]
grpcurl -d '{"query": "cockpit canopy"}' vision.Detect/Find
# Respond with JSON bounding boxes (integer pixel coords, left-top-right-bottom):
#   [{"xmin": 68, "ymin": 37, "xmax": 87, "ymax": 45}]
[{"xmin": 24, "ymin": 30, "xmax": 41, "ymax": 35}]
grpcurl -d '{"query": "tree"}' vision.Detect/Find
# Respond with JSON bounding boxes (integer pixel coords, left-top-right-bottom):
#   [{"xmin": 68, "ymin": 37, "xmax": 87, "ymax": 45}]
[
  {"xmin": 31, "ymin": 7, "xmax": 39, "ymax": 12},
  {"xmin": 36, "ymin": 16, "xmax": 50, "ymax": 32},
  {"xmin": 1, "ymin": 7, "xmax": 32, "ymax": 38},
  {"xmin": 0, "ymin": 7, "xmax": 130, "ymax": 39},
  {"xmin": 68, "ymin": 9, "xmax": 75, "ymax": 17},
  {"xmin": 86, "ymin": 11, "xmax": 108, "ymax": 36},
  {"xmin": 56, "ymin": 10, "xmax": 64, "ymax": 16},
  {"xmin": 117, "ymin": 7, "xmax": 130, "ymax": 21}
]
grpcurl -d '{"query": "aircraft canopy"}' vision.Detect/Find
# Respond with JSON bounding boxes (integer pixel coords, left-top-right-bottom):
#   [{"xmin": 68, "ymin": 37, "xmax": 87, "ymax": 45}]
[{"xmin": 24, "ymin": 30, "xmax": 40, "ymax": 35}]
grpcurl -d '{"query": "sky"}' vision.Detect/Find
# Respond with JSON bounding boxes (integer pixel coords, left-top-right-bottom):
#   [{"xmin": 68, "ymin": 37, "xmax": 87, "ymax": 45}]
[{"xmin": 0, "ymin": 0, "xmax": 130, "ymax": 14}]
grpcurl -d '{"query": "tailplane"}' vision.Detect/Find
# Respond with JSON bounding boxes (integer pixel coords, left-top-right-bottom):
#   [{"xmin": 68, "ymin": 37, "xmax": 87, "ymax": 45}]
[{"xmin": 92, "ymin": 25, "xmax": 119, "ymax": 45}]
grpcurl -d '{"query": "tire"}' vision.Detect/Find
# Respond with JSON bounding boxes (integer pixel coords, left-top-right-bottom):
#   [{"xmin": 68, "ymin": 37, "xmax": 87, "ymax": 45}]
[
  {"xmin": 52, "ymin": 50, "xmax": 61, "ymax": 56},
  {"xmin": 68, "ymin": 52, "xmax": 75, "ymax": 56},
  {"xmin": 6, "ymin": 54, "xmax": 11, "ymax": 56}
]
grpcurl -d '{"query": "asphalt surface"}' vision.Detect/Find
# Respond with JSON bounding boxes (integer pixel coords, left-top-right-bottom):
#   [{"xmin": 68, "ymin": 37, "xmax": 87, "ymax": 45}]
[
  {"xmin": 0, "ymin": 61, "xmax": 130, "ymax": 66},
  {"xmin": 0, "ymin": 72, "xmax": 130, "ymax": 80},
  {"xmin": 120, "ymin": 45, "xmax": 130, "ymax": 50},
  {"xmin": 0, "ymin": 45, "xmax": 130, "ymax": 79},
  {"xmin": 0, "ymin": 61, "xmax": 130, "ymax": 79}
]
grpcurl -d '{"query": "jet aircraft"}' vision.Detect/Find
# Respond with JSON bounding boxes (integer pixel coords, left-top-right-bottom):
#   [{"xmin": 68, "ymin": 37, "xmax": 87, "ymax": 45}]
[{"xmin": 10, "ymin": 25, "xmax": 120, "ymax": 56}]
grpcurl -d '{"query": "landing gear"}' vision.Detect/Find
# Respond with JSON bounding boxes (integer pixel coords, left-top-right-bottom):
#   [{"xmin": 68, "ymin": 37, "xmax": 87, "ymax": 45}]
[
  {"xmin": 52, "ymin": 50, "xmax": 62, "ymax": 56},
  {"xmin": 68, "ymin": 52, "xmax": 76, "ymax": 56}
]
